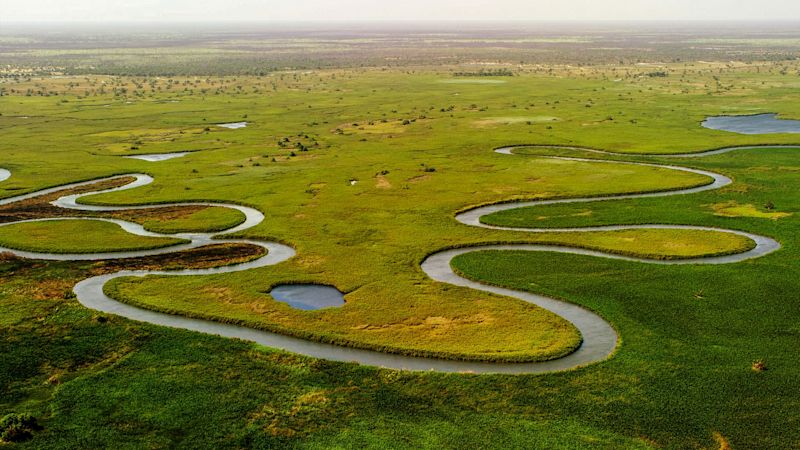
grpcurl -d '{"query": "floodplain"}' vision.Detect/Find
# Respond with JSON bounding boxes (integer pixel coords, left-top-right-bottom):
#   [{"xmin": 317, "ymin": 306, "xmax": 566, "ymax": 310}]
[{"xmin": 1, "ymin": 22, "xmax": 799, "ymax": 449}]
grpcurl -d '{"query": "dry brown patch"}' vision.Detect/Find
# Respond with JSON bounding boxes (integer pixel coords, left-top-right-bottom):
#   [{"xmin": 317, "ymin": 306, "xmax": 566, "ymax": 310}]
[
  {"xmin": 111, "ymin": 205, "xmax": 209, "ymax": 223},
  {"xmin": 202, "ymin": 286, "xmax": 240, "ymax": 306},
  {"xmin": 406, "ymin": 174, "xmax": 431, "ymax": 183},
  {"xmin": 720, "ymin": 183, "xmax": 752, "ymax": 194},
  {"xmin": 353, "ymin": 314, "xmax": 494, "ymax": 335},
  {"xmin": 664, "ymin": 241, "xmax": 694, "ymax": 251},
  {"xmin": 254, "ymin": 386, "xmax": 357, "ymax": 438},
  {"xmin": 375, "ymin": 175, "xmax": 392, "ymax": 189},
  {"xmin": 295, "ymin": 254, "xmax": 326, "ymax": 269},
  {"xmin": 90, "ymin": 243, "xmax": 265, "ymax": 273},
  {"xmin": 25, "ymin": 279, "xmax": 73, "ymax": 301}
]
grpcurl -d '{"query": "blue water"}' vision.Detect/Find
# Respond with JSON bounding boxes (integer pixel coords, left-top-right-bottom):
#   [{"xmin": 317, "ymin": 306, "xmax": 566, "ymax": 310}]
[
  {"xmin": 270, "ymin": 284, "xmax": 345, "ymax": 310},
  {"xmin": 702, "ymin": 114, "xmax": 800, "ymax": 135}
]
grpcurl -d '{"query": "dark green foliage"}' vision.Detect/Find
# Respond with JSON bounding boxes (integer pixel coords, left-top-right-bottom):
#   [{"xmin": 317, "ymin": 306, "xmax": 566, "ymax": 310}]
[
  {"xmin": 1, "ymin": 413, "xmax": 40, "ymax": 442},
  {"xmin": 453, "ymin": 69, "xmax": 515, "ymax": 77}
]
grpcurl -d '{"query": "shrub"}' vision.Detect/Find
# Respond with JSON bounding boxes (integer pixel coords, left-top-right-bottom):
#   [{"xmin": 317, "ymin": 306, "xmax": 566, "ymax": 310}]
[{"xmin": 0, "ymin": 413, "xmax": 41, "ymax": 443}]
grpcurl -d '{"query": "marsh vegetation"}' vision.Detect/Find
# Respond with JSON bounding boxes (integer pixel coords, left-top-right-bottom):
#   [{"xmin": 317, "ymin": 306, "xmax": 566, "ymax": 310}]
[{"xmin": 1, "ymin": 23, "xmax": 799, "ymax": 448}]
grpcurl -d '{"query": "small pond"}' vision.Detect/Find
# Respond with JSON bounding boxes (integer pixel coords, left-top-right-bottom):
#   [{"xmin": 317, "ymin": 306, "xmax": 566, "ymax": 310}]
[
  {"xmin": 217, "ymin": 122, "xmax": 248, "ymax": 129},
  {"xmin": 702, "ymin": 113, "xmax": 800, "ymax": 134},
  {"xmin": 270, "ymin": 284, "xmax": 345, "ymax": 310},
  {"xmin": 124, "ymin": 152, "xmax": 189, "ymax": 162}
]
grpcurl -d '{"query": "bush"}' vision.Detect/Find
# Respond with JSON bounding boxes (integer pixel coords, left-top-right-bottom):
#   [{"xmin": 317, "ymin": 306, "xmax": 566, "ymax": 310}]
[{"xmin": 0, "ymin": 413, "xmax": 41, "ymax": 443}]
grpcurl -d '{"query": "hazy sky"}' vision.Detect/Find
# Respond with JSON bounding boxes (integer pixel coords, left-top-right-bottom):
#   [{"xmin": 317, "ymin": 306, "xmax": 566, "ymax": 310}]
[{"xmin": 2, "ymin": 0, "xmax": 800, "ymax": 22}]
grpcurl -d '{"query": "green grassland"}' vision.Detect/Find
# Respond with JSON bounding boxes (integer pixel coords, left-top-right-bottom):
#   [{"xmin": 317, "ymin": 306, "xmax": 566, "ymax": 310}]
[
  {"xmin": 0, "ymin": 219, "xmax": 187, "ymax": 253},
  {"xmin": 135, "ymin": 206, "xmax": 246, "ymax": 234},
  {"xmin": 482, "ymin": 145, "xmax": 799, "ymax": 231},
  {"xmin": 1, "ymin": 64, "xmax": 799, "ymax": 448},
  {"xmin": 103, "ymin": 227, "xmax": 753, "ymax": 363}
]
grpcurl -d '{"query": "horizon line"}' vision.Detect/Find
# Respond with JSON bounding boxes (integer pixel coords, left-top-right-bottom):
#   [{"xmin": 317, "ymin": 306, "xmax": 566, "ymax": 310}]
[{"xmin": 3, "ymin": 19, "xmax": 800, "ymax": 24}]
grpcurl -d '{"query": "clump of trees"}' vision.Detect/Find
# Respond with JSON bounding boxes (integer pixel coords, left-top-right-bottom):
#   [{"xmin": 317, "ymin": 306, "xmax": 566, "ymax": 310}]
[
  {"xmin": 453, "ymin": 69, "xmax": 515, "ymax": 77},
  {"xmin": 1, "ymin": 413, "xmax": 41, "ymax": 443}
]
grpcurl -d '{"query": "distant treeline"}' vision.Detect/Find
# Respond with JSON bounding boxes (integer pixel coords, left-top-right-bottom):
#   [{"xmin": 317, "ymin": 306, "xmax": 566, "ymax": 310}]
[
  {"xmin": 2, "ymin": 28, "xmax": 800, "ymax": 76},
  {"xmin": 452, "ymin": 69, "xmax": 515, "ymax": 77}
]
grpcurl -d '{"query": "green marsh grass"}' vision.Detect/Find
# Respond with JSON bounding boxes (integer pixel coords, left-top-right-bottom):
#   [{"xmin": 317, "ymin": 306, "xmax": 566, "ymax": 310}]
[
  {"xmin": 0, "ymin": 219, "xmax": 187, "ymax": 254},
  {"xmin": 1, "ymin": 68, "xmax": 799, "ymax": 447}
]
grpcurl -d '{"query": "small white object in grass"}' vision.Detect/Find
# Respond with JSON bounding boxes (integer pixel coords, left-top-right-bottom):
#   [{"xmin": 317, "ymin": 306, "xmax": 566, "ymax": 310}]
[{"xmin": 350, "ymin": 180, "xmax": 358, "ymax": 185}]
